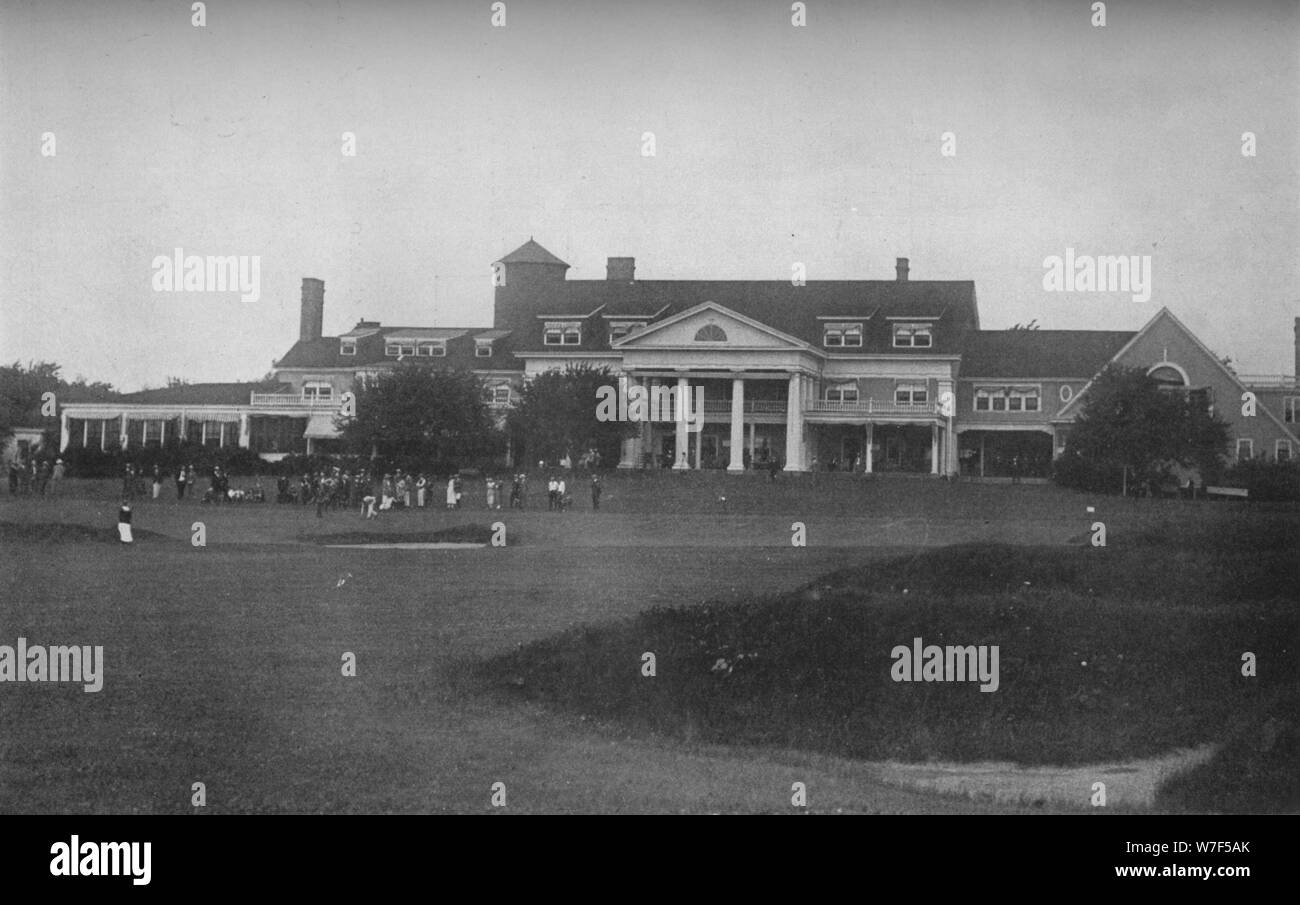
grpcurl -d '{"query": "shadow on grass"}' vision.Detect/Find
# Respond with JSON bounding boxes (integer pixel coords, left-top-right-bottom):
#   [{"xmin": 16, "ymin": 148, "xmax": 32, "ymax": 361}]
[{"xmin": 475, "ymin": 517, "xmax": 1298, "ymax": 812}]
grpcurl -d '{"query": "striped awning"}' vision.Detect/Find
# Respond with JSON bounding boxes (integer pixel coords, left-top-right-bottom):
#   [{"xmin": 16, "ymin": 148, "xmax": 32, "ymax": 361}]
[{"xmin": 303, "ymin": 414, "xmax": 342, "ymax": 439}]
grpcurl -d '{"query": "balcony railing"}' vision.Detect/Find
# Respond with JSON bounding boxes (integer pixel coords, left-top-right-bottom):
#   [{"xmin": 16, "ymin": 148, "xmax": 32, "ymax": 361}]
[
  {"xmin": 1238, "ymin": 374, "xmax": 1299, "ymax": 389},
  {"xmin": 249, "ymin": 393, "xmax": 338, "ymax": 408},
  {"xmin": 699, "ymin": 398, "xmax": 939, "ymax": 417},
  {"xmin": 805, "ymin": 399, "xmax": 938, "ymax": 416}
]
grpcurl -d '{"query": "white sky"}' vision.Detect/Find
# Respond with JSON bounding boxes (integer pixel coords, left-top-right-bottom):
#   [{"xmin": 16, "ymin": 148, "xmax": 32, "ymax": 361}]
[{"xmin": 2, "ymin": 0, "xmax": 1296, "ymax": 390}]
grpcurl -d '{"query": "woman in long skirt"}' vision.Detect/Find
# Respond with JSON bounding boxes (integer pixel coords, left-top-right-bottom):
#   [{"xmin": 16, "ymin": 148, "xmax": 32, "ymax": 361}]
[{"xmin": 117, "ymin": 500, "xmax": 133, "ymax": 544}]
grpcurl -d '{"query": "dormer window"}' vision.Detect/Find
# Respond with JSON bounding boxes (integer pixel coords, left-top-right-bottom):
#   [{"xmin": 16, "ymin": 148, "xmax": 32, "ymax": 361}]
[
  {"xmin": 544, "ymin": 322, "xmax": 582, "ymax": 346},
  {"xmin": 893, "ymin": 324, "xmax": 932, "ymax": 348},
  {"xmin": 385, "ymin": 343, "xmax": 416, "ymax": 357},
  {"xmin": 340, "ymin": 341, "xmax": 357, "ymax": 356},
  {"xmin": 823, "ymin": 323, "xmax": 863, "ymax": 348},
  {"xmin": 475, "ymin": 341, "xmax": 493, "ymax": 358},
  {"xmin": 609, "ymin": 321, "xmax": 647, "ymax": 343},
  {"xmin": 418, "ymin": 342, "xmax": 446, "ymax": 357}
]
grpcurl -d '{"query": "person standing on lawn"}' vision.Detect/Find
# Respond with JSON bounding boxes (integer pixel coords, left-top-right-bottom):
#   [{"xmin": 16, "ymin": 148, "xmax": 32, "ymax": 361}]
[
  {"xmin": 117, "ymin": 498, "xmax": 133, "ymax": 544},
  {"xmin": 590, "ymin": 474, "xmax": 601, "ymax": 510}
]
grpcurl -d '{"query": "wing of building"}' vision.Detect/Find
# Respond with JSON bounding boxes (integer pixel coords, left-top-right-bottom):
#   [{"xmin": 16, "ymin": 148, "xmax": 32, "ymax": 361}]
[{"xmin": 57, "ymin": 239, "xmax": 1300, "ymax": 473}]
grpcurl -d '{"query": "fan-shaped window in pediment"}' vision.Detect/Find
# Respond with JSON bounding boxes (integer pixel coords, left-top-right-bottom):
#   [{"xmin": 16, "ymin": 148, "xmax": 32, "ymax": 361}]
[{"xmin": 694, "ymin": 324, "xmax": 727, "ymax": 342}]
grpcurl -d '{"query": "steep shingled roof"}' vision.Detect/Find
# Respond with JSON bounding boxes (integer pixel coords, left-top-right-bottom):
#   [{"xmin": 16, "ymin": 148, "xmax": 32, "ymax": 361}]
[
  {"xmin": 509, "ymin": 279, "xmax": 980, "ymax": 354},
  {"xmin": 959, "ymin": 330, "xmax": 1135, "ymax": 379}
]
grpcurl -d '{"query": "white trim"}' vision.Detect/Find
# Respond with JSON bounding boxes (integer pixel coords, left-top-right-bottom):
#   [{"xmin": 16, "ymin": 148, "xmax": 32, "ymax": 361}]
[
  {"xmin": 1146, "ymin": 361, "xmax": 1190, "ymax": 386},
  {"xmin": 1276, "ymin": 439, "xmax": 1292, "ymax": 461},
  {"xmin": 611, "ymin": 300, "xmax": 817, "ymax": 352},
  {"xmin": 1235, "ymin": 438, "xmax": 1254, "ymax": 461}
]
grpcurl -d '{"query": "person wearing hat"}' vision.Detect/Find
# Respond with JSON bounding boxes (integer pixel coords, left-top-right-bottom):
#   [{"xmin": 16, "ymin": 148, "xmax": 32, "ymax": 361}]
[{"xmin": 52, "ymin": 458, "xmax": 65, "ymax": 483}]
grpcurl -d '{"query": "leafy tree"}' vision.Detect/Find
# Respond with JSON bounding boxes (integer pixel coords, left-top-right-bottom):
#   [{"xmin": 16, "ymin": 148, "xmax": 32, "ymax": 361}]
[
  {"xmin": 507, "ymin": 364, "xmax": 635, "ymax": 467},
  {"xmin": 1061, "ymin": 365, "xmax": 1229, "ymax": 493},
  {"xmin": 334, "ymin": 365, "xmax": 496, "ymax": 465},
  {"xmin": 0, "ymin": 360, "xmax": 117, "ymax": 449}
]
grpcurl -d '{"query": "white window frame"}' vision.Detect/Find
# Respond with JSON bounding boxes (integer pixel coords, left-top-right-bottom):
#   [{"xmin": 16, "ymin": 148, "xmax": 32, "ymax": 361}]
[
  {"xmin": 895, "ymin": 383, "xmax": 929, "ymax": 406},
  {"xmin": 1285, "ymin": 397, "xmax": 1299, "ymax": 424},
  {"xmin": 475, "ymin": 342, "xmax": 493, "ymax": 358},
  {"xmin": 1010, "ymin": 386, "xmax": 1040, "ymax": 413},
  {"xmin": 417, "ymin": 342, "xmax": 446, "ymax": 357},
  {"xmin": 825, "ymin": 384, "xmax": 859, "ymax": 403},
  {"xmin": 608, "ymin": 321, "xmax": 646, "ymax": 344},
  {"xmin": 1276, "ymin": 439, "xmax": 1292, "ymax": 462},
  {"xmin": 491, "ymin": 386, "xmax": 512, "ymax": 404},
  {"xmin": 340, "ymin": 341, "xmax": 357, "ymax": 356},
  {"xmin": 303, "ymin": 381, "xmax": 333, "ymax": 399},
  {"xmin": 544, "ymin": 322, "xmax": 582, "ymax": 346},
  {"xmin": 823, "ymin": 323, "xmax": 863, "ymax": 348},
  {"xmin": 1236, "ymin": 438, "xmax": 1253, "ymax": 462},
  {"xmin": 386, "ymin": 343, "xmax": 416, "ymax": 357},
  {"xmin": 892, "ymin": 324, "xmax": 933, "ymax": 348}
]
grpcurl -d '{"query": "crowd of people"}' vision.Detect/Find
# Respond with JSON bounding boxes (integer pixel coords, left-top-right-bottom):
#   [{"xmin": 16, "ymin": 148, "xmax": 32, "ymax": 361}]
[{"xmin": 6, "ymin": 457, "xmax": 64, "ymax": 496}]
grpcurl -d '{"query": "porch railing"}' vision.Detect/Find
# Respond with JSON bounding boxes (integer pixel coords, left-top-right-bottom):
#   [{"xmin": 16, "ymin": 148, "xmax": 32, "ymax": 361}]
[
  {"xmin": 1238, "ymin": 374, "xmax": 1299, "ymax": 389},
  {"xmin": 249, "ymin": 393, "xmax": 338, "ymax": 408},
  {"xmin": 805, "ymin": 399, "xmax": 938, "ymax": 416}
]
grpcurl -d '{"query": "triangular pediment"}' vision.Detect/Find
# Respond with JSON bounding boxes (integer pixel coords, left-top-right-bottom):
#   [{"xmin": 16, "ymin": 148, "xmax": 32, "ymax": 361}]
[{"xmin": 614, "ymin": 302, "xmax": 811, "ymax": 351}]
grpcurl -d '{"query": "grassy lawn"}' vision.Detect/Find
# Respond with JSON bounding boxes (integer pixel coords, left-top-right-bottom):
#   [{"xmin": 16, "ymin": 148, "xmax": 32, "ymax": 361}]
[
  {"xmin": 478, "ymin": 516, "xmax": 1298, "ymax": 812},
  {"xmin": 1, "ymin": 474, "xmax": 1294, "ymax": 812}
]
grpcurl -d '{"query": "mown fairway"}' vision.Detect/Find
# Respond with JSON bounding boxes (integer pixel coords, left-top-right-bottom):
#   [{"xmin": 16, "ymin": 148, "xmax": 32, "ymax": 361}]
[{"xmin": 1, "ymin": 473, "xmax": 1293, "ymax": 813}]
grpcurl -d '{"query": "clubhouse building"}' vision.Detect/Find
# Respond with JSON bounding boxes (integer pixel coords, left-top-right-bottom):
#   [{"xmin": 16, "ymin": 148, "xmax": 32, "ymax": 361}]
[{"xmin": 58, "ymin": 239, "xmax": 1300, "ymax": 477}]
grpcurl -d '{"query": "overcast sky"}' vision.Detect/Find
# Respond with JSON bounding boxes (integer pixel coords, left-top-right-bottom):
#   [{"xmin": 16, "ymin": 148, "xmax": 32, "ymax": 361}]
[{"xmin": 2, "ymin": 0, "xmax": 1296, "ymax": 390}]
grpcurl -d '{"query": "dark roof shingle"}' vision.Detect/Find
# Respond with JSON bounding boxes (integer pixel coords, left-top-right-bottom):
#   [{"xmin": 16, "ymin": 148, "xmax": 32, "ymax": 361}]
[{"xmin": 959, "ymin": 330, "xmax": 1134, "ymax": 379}]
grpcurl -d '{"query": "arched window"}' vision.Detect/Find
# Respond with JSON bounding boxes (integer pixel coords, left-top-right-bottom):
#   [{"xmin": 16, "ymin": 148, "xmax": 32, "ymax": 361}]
[
  {"xmin": 694, "ymin": 324, "xmax": 727, "ymax": 342},
  {"xmin": 1148, "ymin": 365, "xmax": 1187, "ymax": 388}
]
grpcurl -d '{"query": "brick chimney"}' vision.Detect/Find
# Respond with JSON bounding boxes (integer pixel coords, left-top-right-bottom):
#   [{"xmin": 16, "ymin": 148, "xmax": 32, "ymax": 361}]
[
  {"xmin": 607, "ymin": 257, "xmax": 636, "ymax": 281},
  {"xmin": 300, "ymin": 278, "xmax": 324, "ymax": 343},
  {"xmin": 896, "ymin": 257, "xmax": 910, "ymax": 282}
]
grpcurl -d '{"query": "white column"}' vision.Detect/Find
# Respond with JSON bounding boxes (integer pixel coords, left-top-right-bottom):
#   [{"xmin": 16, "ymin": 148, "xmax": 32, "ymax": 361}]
[
  {"xmin": 180, "ymin": 410, "xmax": 188, "ymax": 443},
  {"xmin": 239, "ymin": 414, "xmax": 250, "ymax": 449},
  {"xmin": 931, "ymin": 423, "xmax": 940, "ymax": 474},
  {"xmin": 865, "ymin": 422, "xmax": 874, "ymax": 473},
  {"xmin": 946, "ymin": 419, "xmax": 956, "ymax": 475},
  {"xmin": 673, "ymin": 377, "xmax": 689, "ymax": 469},
  {"xmin": 619, "ymin": 375, "xmax": 641, "ymax": 468},
  {"xmin": 728, "ymin": 377, "xmax": 745, "ymax": 472},
  {"xmin": 784, "ymin": 372, "xmax": 805, "ymax": 471},
  {"xmin": 693, "ymin": 416, "xmax": 703, "ymax": 470},
  {"xmin": 120, "ymin": 414, "xmax": 129, "ymax": 450},
  {"xmin": 82, "ymin": 419, "xmax": 89, "ymax": 449},
  {"xmin": 59, "ymin": 410, "xmax": 70, "ymax": 451},
  {"xmin": 748, "ymin": 421, "xmax": 756, "ymax": 460}
]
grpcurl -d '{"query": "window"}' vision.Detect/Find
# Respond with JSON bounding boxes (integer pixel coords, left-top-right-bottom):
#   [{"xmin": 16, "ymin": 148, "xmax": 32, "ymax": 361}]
[
  {"xmin": 143, "ymin": 420, "xmax": 163, "ymax": 448},
  {"xmin": 893, "ymin": 324, "xmax": 933, "ymax": 348},
  {"xmin": 544, "ymin": 322, "xmax": 582, "ymax": 346},
  {"xmin": 609, "ymin": 322, "xmax": 646, "ymax": 343},
  {"xmin": 340, "ymin": 341, "xmax": 356, "ymax": 356},
  {"xmin": 1236, "ymin": 438, "xmax": 1253, "ymax": 462},
  {"xmin": 491, "ymin": 386, "xmax": 511, "ymax": 404},
  {"xmin": 694, "ymin": 324, "xmax": 727, "ymax": 342},
  {"xmin": 304, "ymin": 382, "xmax": 333, "ymax": 399},
  {"xmin": 895, "ymin": 383, "xmax": 928, "ymax": 405},
  {"xmin": 475, "ymin": 342, "xmax": 493, "ymax": 358},
  {"xmin": 976, "ymin": 386, "xmax": 1038, "ymax": 412},
  {"xmin": 1277, "ymin": 440, "xmax": 1292, "ymax": 462},
  {"xmin": 1010, "ymin": 387, "xmax": 1040, "ymax": 412},
  {"xmin": 385, "ymin": 343, "xmax": 416, "ymax": 357},
  {"xmin": 823, "ymin": 323, "xmax": 863, "ymax": 348},
  {"xmin": 1148, "ymin": 365, "xmax": 1186, "ymax": 388},
  {"xmin": 202, "ymin": 421, "xmax": 226, "ymax": 448},
  {"xmin": 1285, "ymin": 397, "xmax": 1299, "ymax": 424},
  {"xmin": 417, "ymin": 342, "xmax": 446, "ymax": 357},
  {"xmin": 825, "ymin": 385, "xmax": 859, "ymax": 403}
]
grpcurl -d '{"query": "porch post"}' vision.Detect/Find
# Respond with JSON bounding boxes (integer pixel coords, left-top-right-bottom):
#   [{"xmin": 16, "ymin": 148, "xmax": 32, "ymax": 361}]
[
  {"xmin": 748, "ymin": 421, "xmax": 756, "ymax": 461},
  {"xmin": 980, "ymin": 434, "xmax": 986, "ymax": 478},
  {"xmin": 673, "ymin": 377, "xmax": 690, "ymax": 469},
  {"xmin": 728, "ymin": 377, "xmax": 745, "ymax": 472},
  {"xmin": 618, "ymin": 374, "xmax": 640, "ymax": 469},
  {"xmin": 931, "ymin": 423, "xmax": 940, "ymax": 474},
  {"xmin": 59, "ymin": 409, "xmax": 70, "ymax": 452},
  {"xmin": 239, "ymin": 413, "xmax": 250, "ymax": 449},
  {"xmin": 120, "ymin": 413, "xmax": 129, "ymax": 450},
  {"xmin": 784, "ymin": 372, "xmax": 805, "ymax": 471},
  {"xmin": 865, "ymin": 422, "xmax": 873, "ymax": 473}
]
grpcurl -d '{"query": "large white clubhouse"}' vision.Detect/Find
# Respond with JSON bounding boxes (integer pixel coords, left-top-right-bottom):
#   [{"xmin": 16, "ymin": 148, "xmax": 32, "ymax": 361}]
[{"xmin": 57, "ymin": 239, "xmax": 1299, "ymax": 476}]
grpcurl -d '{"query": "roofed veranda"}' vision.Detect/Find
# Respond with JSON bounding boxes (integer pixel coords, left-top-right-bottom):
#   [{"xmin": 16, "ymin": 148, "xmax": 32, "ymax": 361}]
[{"xmin": 55, "ymin": 239, "xmax": 1300, "ymax": 478}]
